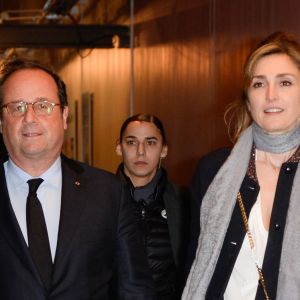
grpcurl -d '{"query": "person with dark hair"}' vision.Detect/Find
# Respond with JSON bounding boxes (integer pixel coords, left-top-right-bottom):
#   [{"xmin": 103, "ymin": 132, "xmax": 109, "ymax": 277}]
[
  {"xmin": 183, "ymin": 32, "xmax": 300, "ymax": 300},
  {"xmin": 116, "ymin": 113, "xmax": 190, "ymax": 300},
  {"xmin": 0, "ymin": 58, "xmax": 155, "ymax": 299}
]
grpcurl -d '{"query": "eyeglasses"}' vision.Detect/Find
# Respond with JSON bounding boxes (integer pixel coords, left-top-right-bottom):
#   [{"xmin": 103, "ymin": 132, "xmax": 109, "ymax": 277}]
[{"xmin": 1, "ymin": 100, "xmax": 61, "ymax": 117}]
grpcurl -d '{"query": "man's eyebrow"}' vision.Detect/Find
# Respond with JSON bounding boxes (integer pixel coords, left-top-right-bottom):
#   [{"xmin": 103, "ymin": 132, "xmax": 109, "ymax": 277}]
[
  {"xmin": 124, "ymin": 136, "xmax": 158, "ymax": 140},
  {"xmin": 124, "ymin": 135, "xmax": 137, "ymax": 139}
]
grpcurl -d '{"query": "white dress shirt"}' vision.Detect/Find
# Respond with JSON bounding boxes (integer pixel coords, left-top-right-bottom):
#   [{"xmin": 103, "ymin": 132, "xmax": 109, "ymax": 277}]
[
  {"xmin": 224, "ymin": 192, "xmax": 268, "ymax": 300},
  {"xmin": 4, "ymin": 157, "xmax": 62, "ymax": 262}
]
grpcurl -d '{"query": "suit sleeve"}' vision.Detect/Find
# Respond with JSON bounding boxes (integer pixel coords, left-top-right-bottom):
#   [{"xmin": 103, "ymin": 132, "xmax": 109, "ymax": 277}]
[{"xmin": 115, "ymin": 185, "xmax": 156, "ymax": 300}]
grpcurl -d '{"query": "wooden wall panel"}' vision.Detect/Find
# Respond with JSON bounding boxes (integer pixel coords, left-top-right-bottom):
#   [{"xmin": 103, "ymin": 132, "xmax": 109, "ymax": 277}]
[
  {"xmin": 84, "ymin": 48, "xmax": 130, "ymax": 172},
  {"xmin": 59, "ymin": 48, "xmax": 130, "ymax": 172},
  {"xmin": 133, "ymin": 0, "xmax": 300, "ymax": 185},
  {"xmin": 134, "ymin": 0, "xmax": 213, "ymax": 185}
]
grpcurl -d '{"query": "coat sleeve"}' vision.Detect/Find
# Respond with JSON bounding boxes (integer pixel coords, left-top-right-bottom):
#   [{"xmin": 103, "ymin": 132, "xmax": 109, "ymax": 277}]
[
  {"xmin": 184, "ymin": 148, "xmax": 231, "ymax": 276},
  {"xmin": 115, "ymin": 185, "xmax": 156, "ymax": 300}
]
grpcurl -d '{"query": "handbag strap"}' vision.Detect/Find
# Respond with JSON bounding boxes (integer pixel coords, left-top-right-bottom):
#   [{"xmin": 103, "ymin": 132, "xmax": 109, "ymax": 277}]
[{"xmin": 236, "ymin": 192, "xmax": 270, "ymax": 300}]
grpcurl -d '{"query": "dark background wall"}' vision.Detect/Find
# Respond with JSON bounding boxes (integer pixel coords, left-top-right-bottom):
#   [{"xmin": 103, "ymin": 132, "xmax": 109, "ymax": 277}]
[{"xmin": 132, "ymin": 0, "xmax": 300, "ymax": 185}]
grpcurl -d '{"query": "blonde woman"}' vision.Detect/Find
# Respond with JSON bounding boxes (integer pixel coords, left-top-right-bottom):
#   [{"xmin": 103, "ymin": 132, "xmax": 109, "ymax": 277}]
[{"xmin": 184, "ymin": 32, "xmax": 300, "ymax": 300}]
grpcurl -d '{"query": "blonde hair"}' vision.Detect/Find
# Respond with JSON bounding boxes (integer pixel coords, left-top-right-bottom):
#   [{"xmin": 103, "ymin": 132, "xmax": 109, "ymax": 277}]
[{"xmin": 225, "ymin": 32, "xmax": 300, "ymax": 142}]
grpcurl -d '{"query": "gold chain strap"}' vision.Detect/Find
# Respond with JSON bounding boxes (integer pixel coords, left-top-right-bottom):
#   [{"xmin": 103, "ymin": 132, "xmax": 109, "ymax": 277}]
[{"xmin": 236, "ymin": 192, "xmax": 270, "ymax": 300}]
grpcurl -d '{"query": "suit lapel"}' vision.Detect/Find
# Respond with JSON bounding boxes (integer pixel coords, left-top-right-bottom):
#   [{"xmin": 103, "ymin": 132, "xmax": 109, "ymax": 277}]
[
  {"xmin": 53, "ymin": 156, "xmax": 86, "ymax": 273},
  {"xmin": 0, "ymin": 162, "xmax": 43, "ymax": 284}
]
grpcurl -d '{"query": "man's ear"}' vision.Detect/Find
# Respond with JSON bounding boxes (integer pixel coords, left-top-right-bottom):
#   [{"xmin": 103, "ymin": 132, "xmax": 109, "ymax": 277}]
[
  {"xmin": 116, "ymin": 142, "xmax": 123, "ymax": 156},
  {"xmin": 63, "ymin": 106, "xmax": 69, "ymax": 130},
  {"xmin": 0, "ymin": 119, "xmax": 2, "ymax": 134},
  {"xmin": 160, "ymin": 145, "xmax": 168, "ymax": 158}
]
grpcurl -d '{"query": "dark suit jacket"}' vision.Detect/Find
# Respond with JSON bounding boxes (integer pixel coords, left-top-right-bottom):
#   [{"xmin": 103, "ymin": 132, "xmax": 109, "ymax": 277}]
[{"xmin": 0, "ymin": 155, "xmax": 155, "ymax": 300}]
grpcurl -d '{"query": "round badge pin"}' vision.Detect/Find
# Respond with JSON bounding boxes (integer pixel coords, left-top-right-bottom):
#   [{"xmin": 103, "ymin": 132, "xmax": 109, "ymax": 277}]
[{"xmin": 161, "ymin": 209, "xmax": 167, "ymax": 219}]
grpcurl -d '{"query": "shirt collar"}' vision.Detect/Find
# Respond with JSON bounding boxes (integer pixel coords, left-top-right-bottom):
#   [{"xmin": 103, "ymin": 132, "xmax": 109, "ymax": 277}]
[{"xmin": 6, "ymin": 156, "xmax": 62, "ymax": 190}]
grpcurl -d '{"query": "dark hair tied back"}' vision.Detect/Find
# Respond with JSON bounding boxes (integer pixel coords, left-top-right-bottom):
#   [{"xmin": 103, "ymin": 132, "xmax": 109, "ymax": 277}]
[{"xmin": 119, "ymin": 113, "xmax": 167, "ymax": 144}]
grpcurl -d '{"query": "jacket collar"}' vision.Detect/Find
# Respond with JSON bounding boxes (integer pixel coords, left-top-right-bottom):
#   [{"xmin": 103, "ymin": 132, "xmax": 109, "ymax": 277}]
[{"xmin": 116, "ymin": 163, "xmax": 168, "ymax": 203}]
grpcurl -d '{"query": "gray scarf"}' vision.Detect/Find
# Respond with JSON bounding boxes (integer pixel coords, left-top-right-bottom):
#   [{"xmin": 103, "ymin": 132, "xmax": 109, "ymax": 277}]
[
  {"xmin": 253, "ymin": 122, "xmax": 300, "ymax": 153},
  {"xmin": 182, "ymin": 125, "xmax": 300, "ymax": 299}
]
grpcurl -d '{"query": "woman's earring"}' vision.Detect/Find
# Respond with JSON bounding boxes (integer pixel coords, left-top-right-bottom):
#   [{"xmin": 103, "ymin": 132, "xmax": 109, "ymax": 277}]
[{"xmin": 159, "ymin": 155, "xmax": 165, "ymax": 169}]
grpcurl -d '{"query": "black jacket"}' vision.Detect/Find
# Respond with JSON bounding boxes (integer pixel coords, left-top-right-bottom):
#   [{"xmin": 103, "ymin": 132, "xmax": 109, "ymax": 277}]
[
  {"xmin": 187, "ymin": 147, "xmax": 298, "ymax": 300},
  {"xmin": 117, "ymin": 165, "xmax": 190, "ymax": 299}
]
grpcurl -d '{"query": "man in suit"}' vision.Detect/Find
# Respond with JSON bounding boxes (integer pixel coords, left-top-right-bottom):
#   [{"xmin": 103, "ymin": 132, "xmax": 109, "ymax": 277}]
[{"xmin": 0, "ymin": 58, "xmax": 155, "ymax": 299}]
